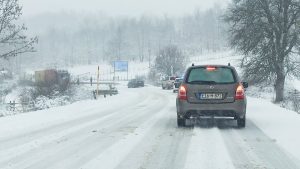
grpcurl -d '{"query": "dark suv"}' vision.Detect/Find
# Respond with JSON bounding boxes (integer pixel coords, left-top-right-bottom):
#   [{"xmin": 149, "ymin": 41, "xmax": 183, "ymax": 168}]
[
  {"xmin": 128, "ymin": 79, "xmax": 144, "ymax": 88},
  {"xmin": 176, "ymin": 64, "xmax": 248, "ymax": 128}
]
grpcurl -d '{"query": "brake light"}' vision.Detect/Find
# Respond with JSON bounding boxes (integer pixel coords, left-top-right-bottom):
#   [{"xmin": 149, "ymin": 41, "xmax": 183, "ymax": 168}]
[
  {"xmin": 178, "ymin": 85, "xmax": 187, "ymax": 100},
  {"xmin": 235, "ymin": 83, "xmax": 245, "ymax": 100},
  {"xmin": 206, "ymin": 66, "xmax": 216, "ymax": 71}
]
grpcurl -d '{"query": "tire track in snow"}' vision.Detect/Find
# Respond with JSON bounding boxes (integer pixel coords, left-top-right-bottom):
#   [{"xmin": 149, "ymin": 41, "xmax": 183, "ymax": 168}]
[
  {"xmin": 0, "ymin": 86, "xmax": 148, "ymax": 149},
  {"xmin": 0, "ymin": 88, "xmax": 143, "ymax": 149},
  {"xmin": 79, "ymin": 94, "xmax": 173, "ymax": 169},
  {"xmin": 116, "ymin": 105, "xmax": 193, "ymax": 169},
  {"xmin": 221, "ymin": 120, "xmax": 300, "ymax": 169},
  {"xmin": 184, "ymin": 127, "xmax": 235, "ymax": 169},
  {"xmin": 44, "ymin": 90, "xmax": 169, "ymax": 169},
  {"xmin": 0, "ymin": 88, "xmax": 164, "ymax": 169},
  {"xmin": 0, "ymin": 90, "xmax": 149, "ymax": 166}
]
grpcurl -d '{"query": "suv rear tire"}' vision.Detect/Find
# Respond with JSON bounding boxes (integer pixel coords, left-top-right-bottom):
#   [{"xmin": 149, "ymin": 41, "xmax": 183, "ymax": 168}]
[
  {"xmin": 237, "ymin": 116, "xmax": 246, "ymax": 128},
  {"xmin": 177, "ymin": 117, "xmax": 186, "ymax": 127}
]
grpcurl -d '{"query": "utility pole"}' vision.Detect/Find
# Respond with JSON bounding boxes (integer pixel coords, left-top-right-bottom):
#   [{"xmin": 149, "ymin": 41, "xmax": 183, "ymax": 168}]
[
  {"xmin": 127, "ymin": 62, "xmax": 129, "ymax": 81},
  {"xmin": 97, "ymin": 66, "xmax": 99, "ymax": 97},
  {"xmin": 113, "ymin": 61, "xmax": 116, "ymax": 81},
  {"xmin": 148, "ymin": 48, "xmax": 151, "ymax": 68}
]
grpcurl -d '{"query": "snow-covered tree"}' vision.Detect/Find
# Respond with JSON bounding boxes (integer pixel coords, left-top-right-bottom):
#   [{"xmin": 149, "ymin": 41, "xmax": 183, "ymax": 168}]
[
  {"xmin": 154, "ymin": 45, "xmax": 187, "ymax": 76},
  {"xmin": 224, "ymin": 0, "xmax": 300, "ymax": 102},
  {"xmin": 0, "ymin": 0, "xmax": 37, "ymax": 59}
]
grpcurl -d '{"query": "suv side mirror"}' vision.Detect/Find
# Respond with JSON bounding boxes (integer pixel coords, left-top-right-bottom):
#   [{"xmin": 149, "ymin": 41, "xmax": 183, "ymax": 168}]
[{"xmin": 242, "ymin": 82, "xmax": 248, "ymax": 88}]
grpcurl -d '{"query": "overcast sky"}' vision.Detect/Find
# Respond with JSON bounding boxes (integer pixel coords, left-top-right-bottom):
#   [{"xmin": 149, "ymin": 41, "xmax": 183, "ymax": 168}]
[{"xmin": 19, "ymin": 0, "xmax": 230, "ymax": 17}]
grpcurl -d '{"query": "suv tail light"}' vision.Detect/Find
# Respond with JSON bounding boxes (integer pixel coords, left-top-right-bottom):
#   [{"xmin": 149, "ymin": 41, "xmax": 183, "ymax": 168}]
[
  {"xmin": 178, "ymin": 85, "xmax": 187, "ymax": 100},
  {"xmin": 206, "ymin": 66, "xmax": 216, "ymax": 71},
  {"xmin": 235, "ymin": 83, "xmax": 245, "ymax": 100}
]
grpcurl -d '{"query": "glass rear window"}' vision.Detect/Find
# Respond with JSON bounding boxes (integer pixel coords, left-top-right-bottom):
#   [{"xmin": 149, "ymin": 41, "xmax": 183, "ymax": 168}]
[{"xmin": 187, "ymin": 67, "xmax": 236, "ymax": 84}]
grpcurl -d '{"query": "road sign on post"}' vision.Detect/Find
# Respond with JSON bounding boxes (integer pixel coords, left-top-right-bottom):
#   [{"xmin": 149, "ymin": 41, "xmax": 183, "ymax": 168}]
[
  {"xmin": 113, "ymin": 61, "xmax": 128, "ymax": 81},
  {"xmin": 114, "ymin": 61, "xmax": 128, "ymax": 72}
]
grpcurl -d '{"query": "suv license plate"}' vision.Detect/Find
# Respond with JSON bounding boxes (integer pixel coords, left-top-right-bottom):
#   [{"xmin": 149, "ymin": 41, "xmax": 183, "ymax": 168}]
[{"xmin": 199, "ymin": 93, "xmax": 223, "ymax": 100}]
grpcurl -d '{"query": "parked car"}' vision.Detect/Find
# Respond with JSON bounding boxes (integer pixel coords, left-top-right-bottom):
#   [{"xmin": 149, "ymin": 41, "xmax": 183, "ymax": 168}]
[
  {"xmin": 162, "ymin": 76, "xmax": 176, "ymax": 90},
  {"xmin": 173, "ymin": 78, "xmax": 183, "ymax": 93},
  {"xmin": 176, "ymin": 64, "xmax": 248, "ymax": 128},
  {"xmin": 128, "ymin": 79, "xmax": 144, "ymax": 88}
]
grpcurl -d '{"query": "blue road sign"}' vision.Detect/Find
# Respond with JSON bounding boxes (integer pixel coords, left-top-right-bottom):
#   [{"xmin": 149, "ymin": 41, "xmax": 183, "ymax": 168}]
[{"xmin": 114, "ymin": 61, "xmax": 128, "ymax": 72}]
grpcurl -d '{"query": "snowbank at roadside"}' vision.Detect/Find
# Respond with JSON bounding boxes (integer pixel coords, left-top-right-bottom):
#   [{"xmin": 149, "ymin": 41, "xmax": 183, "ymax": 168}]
[
  {"xmin": 248, "ymin": 97, "xmax": 300, "ymax": 160},
  {"xmin": 0, "ymin": 83, "xmax": 137, "ymax": 140}
]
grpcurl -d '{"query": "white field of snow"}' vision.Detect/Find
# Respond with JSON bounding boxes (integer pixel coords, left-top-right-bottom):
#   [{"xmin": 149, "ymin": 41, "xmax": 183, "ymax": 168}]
[
  {"xmin": 0, "ymin": 50, "xmax": 300, "ymax": 168},
  {"xmin": 0, "ymin": 85, "xmax": 300, "ymax": 168},
  {"xmin": 67, "ymin": 61, "xmax": 150, "ymax": 81},
  {"xmin": 249, "ymin": 97, "xmax": 300, "ymax": 159}
]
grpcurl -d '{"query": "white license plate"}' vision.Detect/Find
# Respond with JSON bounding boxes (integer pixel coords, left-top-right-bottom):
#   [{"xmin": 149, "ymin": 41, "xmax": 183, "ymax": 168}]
[{"xmin": 199, "ymin": 93, "xmax": 223, "ymax": 100}]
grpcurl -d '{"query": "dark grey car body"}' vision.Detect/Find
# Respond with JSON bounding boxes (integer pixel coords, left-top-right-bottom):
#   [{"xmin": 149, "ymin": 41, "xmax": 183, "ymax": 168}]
[
  {"xmin": 176, "ymin": 65, "xmax": 247, "ymax": 127},
  {"xmin": 128, "ymin": 79, "xmax": 144, "ymax": 88},
  {"xmin": 173, "ymin": 78, "xmax": 183, "ymax": 93}
]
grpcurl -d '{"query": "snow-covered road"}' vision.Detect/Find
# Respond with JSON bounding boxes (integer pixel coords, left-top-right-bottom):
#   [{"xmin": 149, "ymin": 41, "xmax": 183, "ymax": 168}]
[{"xmin": 0, "ymin": 85, "xmax": 300, "ymax": 169}]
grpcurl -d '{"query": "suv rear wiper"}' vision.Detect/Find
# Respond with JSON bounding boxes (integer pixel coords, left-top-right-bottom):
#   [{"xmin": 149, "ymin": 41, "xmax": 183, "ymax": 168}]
[{"xmin": 189, "ymin": 80, "xmax": 217, "ymax": 84}]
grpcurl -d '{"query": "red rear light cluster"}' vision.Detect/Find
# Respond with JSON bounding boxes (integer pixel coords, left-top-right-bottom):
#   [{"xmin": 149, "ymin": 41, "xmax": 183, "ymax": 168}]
[
  {"xmin": 178, "ymin": 85, "xmax": 187, "ymax": 100},
  {"xmin": 235, "ymin": 83, "xmax": 245, "ymax": 100},
  {"xmin": 206, "ymin": 66, "xmax": 216, "ymax": 71}
]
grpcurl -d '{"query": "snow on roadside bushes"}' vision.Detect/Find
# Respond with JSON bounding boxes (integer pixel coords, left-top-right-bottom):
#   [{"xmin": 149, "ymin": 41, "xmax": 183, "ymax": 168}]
[
  {"xmin": 0, "ymin": 83, "xmax": 96, "ymax": 117},
  {"xmin": 32, "ymin": 84, "xmax": 95, "ymax": 111},
  {"xmin": 246, "ymin": 81, "xmax": 300, "ymax": 114}
]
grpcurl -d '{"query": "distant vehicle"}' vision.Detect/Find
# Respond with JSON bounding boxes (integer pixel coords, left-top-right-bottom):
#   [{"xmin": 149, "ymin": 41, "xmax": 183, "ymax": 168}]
[
  {"xmin": 35, "ymin": 69, "xmax": 58, "ymax": 86},
  {"xmin": 162, "ymin": 76, "xmax": 176, "ymax": 90},
  {"xmin": 35, "ymin": 69, "xmax": 70, "ymax": 89},
  {"xmin": 176, "ymin": 64, "xmax": 248, "ymax": 128},
  {"xmin": 173, "ymin": 78, "xmax": 183, "ymax": 93},
  {"xmin": 128, "ymin": 79, "xmax": 144, "ymax": 88}
]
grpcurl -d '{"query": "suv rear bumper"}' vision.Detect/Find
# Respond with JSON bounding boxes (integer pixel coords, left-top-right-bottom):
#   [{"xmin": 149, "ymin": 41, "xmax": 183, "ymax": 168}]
[{"xmin": 176, "ymin": 99, "xmax": 246, "ymax": 119}]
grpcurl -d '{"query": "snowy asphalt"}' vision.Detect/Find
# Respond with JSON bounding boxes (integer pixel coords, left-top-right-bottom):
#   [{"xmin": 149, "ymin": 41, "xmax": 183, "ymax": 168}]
[{"xmin": 0, "ymin": 85, "xmax": 299, "ymax": 169}]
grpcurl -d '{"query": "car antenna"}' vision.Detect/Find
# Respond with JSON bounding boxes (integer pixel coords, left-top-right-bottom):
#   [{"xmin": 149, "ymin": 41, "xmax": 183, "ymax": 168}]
[
  {"xmin": 228, "ymin": 63, "xmax": 231, "ymax": 66},
  {"xmin": 192, "ymin": 63, "xmax": 195, "ymax": 66}
]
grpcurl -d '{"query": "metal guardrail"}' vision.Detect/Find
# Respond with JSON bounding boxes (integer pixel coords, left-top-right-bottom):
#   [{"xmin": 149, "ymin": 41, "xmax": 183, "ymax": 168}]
[
  {"xmin": 71, "ymin": 81, "xmax": 119, "ymax": 85},
  {"xmin": 6, "ymin": 101, "xmax": 36, "ymax": 112}
]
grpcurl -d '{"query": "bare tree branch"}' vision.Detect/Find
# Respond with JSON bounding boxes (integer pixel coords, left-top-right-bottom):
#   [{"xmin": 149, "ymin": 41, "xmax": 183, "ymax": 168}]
[
  {"xmin": 0, "ymin": 0, "xmax": 37, "ymax": 60},
  {"xmin": 224, "ymin": 0, "xmax": 300, "ymax": 102}
]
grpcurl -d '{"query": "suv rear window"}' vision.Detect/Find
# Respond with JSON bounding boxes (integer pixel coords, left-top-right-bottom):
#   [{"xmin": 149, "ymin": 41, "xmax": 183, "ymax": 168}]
[{"xmin": 187, "ymin": 67, "xmax": 236, "ymax": 84}]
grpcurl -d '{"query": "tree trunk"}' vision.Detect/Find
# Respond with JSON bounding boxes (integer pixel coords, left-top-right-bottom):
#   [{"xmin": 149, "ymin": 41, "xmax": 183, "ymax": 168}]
[{"xmin": 274, "ymin": 70, "xmax": 285, "ymax": 102}]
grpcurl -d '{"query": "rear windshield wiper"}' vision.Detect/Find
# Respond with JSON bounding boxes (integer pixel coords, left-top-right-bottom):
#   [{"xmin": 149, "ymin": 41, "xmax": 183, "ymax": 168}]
[{"xmin": 188, "ymin": 80, "xmax": 217, "ymax": 84}]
